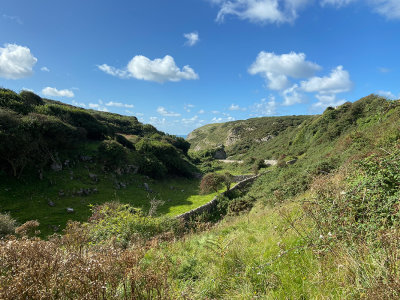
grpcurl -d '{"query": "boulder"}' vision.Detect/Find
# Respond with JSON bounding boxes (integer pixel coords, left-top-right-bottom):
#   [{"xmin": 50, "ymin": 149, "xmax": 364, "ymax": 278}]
[
  {"xmin": 48, "ymin": 200, "xmax": 55, "ymax": 207},
  {"xmin": 66, "ymin": 207, "xmax": 74, "ymax": 213},
  {"xmin": 51, "ymin": 162, "xmax": 62, "ymax": 172}
]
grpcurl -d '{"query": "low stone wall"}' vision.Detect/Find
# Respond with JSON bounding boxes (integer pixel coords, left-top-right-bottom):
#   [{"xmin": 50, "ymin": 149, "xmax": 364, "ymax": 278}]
[
  {"xmin": 176, "ymin": 175, "xmax": 259, "ymax": 221},
  {"xmin": 233, "ymin": 174, "xmax": 255, "ymax": 182}
]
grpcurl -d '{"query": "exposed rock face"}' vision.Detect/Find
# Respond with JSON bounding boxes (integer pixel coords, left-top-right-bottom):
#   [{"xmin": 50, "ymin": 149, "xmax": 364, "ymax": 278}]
[{"xmin": 286, "ymin": 159, "xmax": 297, "ymax": 165}]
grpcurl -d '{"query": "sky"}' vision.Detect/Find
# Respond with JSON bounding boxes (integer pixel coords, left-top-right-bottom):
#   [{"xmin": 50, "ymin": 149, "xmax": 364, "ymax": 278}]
[{"xmin": 1, "ymin": 0, "xmax": 400, "ymax": 135}]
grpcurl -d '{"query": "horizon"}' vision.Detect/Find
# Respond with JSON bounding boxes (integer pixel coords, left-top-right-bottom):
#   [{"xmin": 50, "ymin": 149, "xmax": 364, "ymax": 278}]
[{"xmin": 1, "ymin": 0, "xmax": 399, "ymax": 135}]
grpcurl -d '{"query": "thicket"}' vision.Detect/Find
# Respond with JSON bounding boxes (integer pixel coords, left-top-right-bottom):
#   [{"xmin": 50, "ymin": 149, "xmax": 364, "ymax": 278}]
[{"xmin": 0, "ymin": 88, "xmax": 196, "ymax": 179}]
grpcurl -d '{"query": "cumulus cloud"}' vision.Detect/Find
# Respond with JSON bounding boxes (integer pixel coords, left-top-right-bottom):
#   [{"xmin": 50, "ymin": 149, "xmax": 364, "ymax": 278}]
[
  {"xmin": 211, "ymin": 0, "xmax": 311, "ymax": 24},
  {"xmin": 251, "ymin": 96, "xmax": 277, "ymax": 116},
  {"xmin": 0, "ymin": 44, "xmax": 37, "ymax": 79},
  {"xmin": 198, "ymin": 109, "xmax": 205, "ymax": 114},
  {"xmin": 40, "ymin": 66, "xmax": 50, "ymax": 72},
  {"xmin": 184, "ymin": 32, "xmax": 199, "ymax": 46},
  {"xmin": 249, "ymin": 52, "xmax": 321, "ymax": 90},
  {"xmin": 282, "ymin": 84, "xmax": 305, "ymax": 105},
  {"xmin": 312, "ymin": 93, "xmax": 346, "ymax": 110},
  {"xmin": 42, "ymin": 87, "xmax": 74, "ymax": 98},
  {"xmin": 105, "ymin": 101, "xmax": 134, "ymax": 108},
  {"xmin": 300, "ymin": 65, "xmax": 352, "ymax": 94},
  {"xmin": 157, "ymin": 106, "xmax": 181, "ymax": 117},
  {"xmin": 98, "ymin": 55, "xmax": 198, "ymax": 83}
]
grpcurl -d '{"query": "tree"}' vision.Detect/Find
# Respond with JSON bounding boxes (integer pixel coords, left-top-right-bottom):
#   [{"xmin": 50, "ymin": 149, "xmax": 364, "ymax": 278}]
[{"xmin": 199, "ymin": 173, "xmax": 225, "ymax": 194}]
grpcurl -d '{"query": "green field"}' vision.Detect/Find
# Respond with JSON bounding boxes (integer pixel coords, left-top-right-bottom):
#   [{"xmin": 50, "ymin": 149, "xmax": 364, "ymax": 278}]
[{"xmin": 0, "ymin": 165, "xmax": 221, "ymax": 237}]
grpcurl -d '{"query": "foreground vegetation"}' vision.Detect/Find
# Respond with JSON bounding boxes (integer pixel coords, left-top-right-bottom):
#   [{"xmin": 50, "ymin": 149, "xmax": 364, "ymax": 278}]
[{"xmin": 1, "ymin": 93, "xmax": 400, "ymax": 298}]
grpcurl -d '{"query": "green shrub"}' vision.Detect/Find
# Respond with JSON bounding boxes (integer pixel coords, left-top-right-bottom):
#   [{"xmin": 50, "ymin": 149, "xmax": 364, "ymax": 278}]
[
  {"xmin": 86, "ymin": 202, "xmax": 180, "ymax": 248},
  {"xmin": 199, "ymin": 173, "xmax": 225, "ymax": 194},
  {"xmin": 0, "ymin": 213, "xmax": 16, "ymax": 236},
  {"xmin": 98, "ymin": 140, "xmax": 128, "ymax": 170},
  {"xmin": 19, "ymin": 91, "xmax": 44, "ymax": 106}
]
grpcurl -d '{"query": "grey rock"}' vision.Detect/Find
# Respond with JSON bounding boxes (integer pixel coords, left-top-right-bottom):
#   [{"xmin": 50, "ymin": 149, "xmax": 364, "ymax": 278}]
[
  {"xmin": 144, "ymin": 183, "xmax": 150, "ymax": 191},
  {"xmin": 92, "ymin": 188, "xmax": 98, "ymax": 193},
  {"xmin": 286, "ymin": 159, "xmax": 297, "ymax": 165},
  {"xmin": 120, "ymin": 182, "xmax": 126, "ymax": 188},
  {"xmin": 51, "ymin": 162, "xmax": 62, "ymax": 172},
  {"xmin": 58, "ymin": 190, "xmax": 65, "ymax": 197},
  {"xmin": 66, "ymin": 207, "xmax": 74, "ymax": 213},
  {"xmin": 48, "ymin": 200, "xmax": 55, "ymax": 207}
]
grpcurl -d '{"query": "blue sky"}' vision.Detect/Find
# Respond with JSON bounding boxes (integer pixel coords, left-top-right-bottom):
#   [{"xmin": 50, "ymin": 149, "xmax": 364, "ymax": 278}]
[{"xmin": 1, "ymin": 0, "xmax": 400, "ymax": 134}]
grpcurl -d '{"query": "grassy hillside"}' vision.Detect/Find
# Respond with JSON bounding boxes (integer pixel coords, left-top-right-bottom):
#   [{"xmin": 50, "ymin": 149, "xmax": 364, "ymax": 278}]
[
  {"xmin": 0, "ymin": 88, "xmax": 208, "ymax": 236},
  {"xmin": 187, "ymin": 115, "xmax": 313, "ymax": 154},
  {"xmin": 1, "ymin": 94, "xmax": 400, "ymax": 299}
]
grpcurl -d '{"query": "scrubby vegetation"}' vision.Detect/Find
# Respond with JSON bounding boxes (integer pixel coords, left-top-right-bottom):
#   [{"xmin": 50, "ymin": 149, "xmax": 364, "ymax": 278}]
[{"xmin": 1, "ymin": 92, "xmax": 400, "ymax": 298}]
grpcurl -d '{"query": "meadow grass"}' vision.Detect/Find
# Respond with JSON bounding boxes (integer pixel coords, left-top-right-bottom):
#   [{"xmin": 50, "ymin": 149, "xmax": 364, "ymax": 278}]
[{"xmin": 0, "ymin": 164, "xmax": 221, "ymax": 237}]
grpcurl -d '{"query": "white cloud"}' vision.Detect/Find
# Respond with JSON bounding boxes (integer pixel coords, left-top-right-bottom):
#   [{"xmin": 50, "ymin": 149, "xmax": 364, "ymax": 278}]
[
  {"xmin": 249, "ymin": 51, "xmax": 321, "ymax": 90},
  {"xmin": 320, "ymin": 0, "xmax": 357, "ymax": 7},
  {"xmin": 0, "ymin": 44, "xmax": 37, "ymax": 79},
  {"xmin": 21, "ymin": 87, "xmax": 34, "ymax": 92},
  {"xmin": 184, "ymin": 32, "xmax": 199, "ymax": 46},
  {"xmin": 251, "ymin": 96, "xmax": 277, "ymax": 116},
  {"xmin": 229, "ymin": 104, "xmax": 247, "ymax": 111},
  {"xmin": 198, "ymin": 109, "xmax": 205, "ymax": 114},
  {"xmin": 321, "ymin": 0, "xmax": 400, "ymax": 19},
  {"xmin": 378, "ymin": 67, "xmax": 390, "ymax": 73},
  {"xmin": 98, "ymin": 55, "xmax": 199, "ymax": 83},
  {"xmin": 157, "ymin": 106, "xmax": 181, "ymax": 117},
  {"xmin": 211, "ymin": 116, "xmax": 235, "ymax": 123},
  {"xmin": 72, "ymin": 100, "xmax": 86, "ymax": 108},
  {"xmin": 149, "ymin": 116, "xmax": 166, "ymax": 126},
  {"xmin": 377, "ymin": 90, "xmax": 398, "ymax": 99},
  {"xmin": 2, "ymin": 14, "xmax": 23, "ymax": 25},
  {"xmin": 371, "ymin": 0, "xmax": 400, "ymax": 19},
  {"xmin": 300, "ymin": 65, "xmax": 352, "ymax": 94},
  {"xmin": 212, "ymin": 0, "xmax": 311, "ymax": 24},
  {"xmin": 184, "ymin": 103, "xmax": 195, "ymax": 112},
  {"xmin": 282, "ymin": 84, "xmax": 305, "ymax": 105},
  {"xmin": 312, "ymin": 93, "xmax": 346, "ymax": 110},
  {"xmin": 105, "ymin": 101, "xmax": 134, "ymax": 108},
  {"xmin": 88, "ymin": 102, "xmax": 109, "ymax": 112},
  {"xmin": 40, "ymin": 66, "xmax": 50, "ymax": 72},
  {"xmin": 42, "ymin": 87, "xmax": 74, "ymax": 98},
  {"xmin": 211, "ymin": 110, "xmax": 220, "ymax": 114}
]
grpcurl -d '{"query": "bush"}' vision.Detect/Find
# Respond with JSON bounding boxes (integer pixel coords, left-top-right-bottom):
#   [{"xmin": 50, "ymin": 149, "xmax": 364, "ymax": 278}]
[
  {"xmin": 199, "ymin": 173, "xmax": 225, "ymax": 194},
  {"xmin": 0, "ymin": 213, "xmax": 16, "ymax": 237},
  {"xmin": 86, "ymin": 202, "xmax": 181, "ymax": 248},
  {"xmin": 98, "ymin": 140, "xmax": 128, "ymax": 170},
  {"xmin": 19, "ymin": 91, "xmax": 44, "ymax": 106}
]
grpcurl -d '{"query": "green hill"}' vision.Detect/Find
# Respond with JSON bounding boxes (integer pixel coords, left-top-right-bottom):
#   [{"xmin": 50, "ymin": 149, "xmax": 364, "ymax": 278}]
[{"xmin": 2, "ymin": 93, "xmax": 400, "ymax": 299}]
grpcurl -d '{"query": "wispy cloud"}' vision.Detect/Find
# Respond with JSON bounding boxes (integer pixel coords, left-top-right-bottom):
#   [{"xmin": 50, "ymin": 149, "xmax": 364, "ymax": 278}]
[
  {"xmin": 184, "ymin": 32, "xmax": 199, "ymax": 46},
  {"xmin": 40, "ymin": 66, "xmax": 50, "ymax": 72},
  {"xmin": 2, "ymin": 14, "xmax": 23, "ymax": 25}
]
